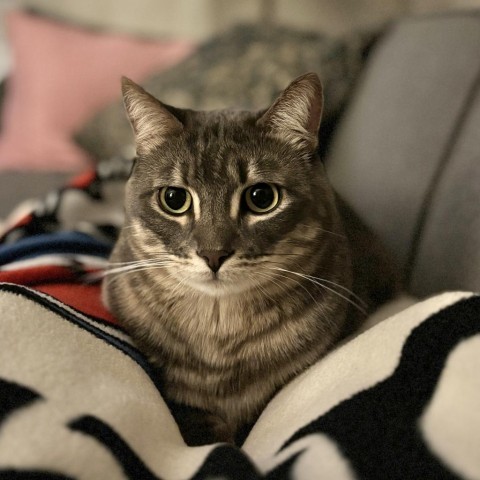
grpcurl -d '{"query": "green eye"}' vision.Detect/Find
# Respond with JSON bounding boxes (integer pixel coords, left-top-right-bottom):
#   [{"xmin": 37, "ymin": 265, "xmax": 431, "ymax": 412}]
[
  {"xmin": 244, "ymin": 183, "xmax": 280, "ymax": 214},
  {"xmin": 158, "ymin": 187, "xmax": 192, "ymax": 215}
]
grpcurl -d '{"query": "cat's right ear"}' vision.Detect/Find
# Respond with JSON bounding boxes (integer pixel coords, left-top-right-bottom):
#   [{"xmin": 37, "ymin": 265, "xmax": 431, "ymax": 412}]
[
  {"xmin": 257, "ymin": 72, "xmax": 323, "ymax": 153},
  {"xmin": 121, "ymin": 77, "xmax": 183, "ymax": 155}
]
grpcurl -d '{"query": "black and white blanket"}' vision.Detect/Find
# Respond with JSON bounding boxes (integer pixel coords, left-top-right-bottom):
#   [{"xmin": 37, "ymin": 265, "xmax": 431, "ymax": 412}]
[{"xmin": 1, "ymin": 160, "xmax": 479, "ymax": 479}]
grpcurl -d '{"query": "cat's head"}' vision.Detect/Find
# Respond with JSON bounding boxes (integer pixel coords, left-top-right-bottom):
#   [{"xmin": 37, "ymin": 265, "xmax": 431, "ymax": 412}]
[{"xmin": 118, "ymin": 73, "xmax": 345, "ymax": 296}]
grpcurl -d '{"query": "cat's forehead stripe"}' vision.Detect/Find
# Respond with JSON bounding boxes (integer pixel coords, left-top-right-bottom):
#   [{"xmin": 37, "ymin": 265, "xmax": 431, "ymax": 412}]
[
  {"xmin": 190, "ymin": 190, "xmax": 201, "ymax": 221},
  {"xmin": 182, "ymin": 116, "xmax": 258, "ymax": 184},
  {"xmin": 230, "ymin": 187, "xmax": 243, "ymax": 220},
  {"xmin": 171, "ymin": 165, "xmax": 185, "ymax": 187}
]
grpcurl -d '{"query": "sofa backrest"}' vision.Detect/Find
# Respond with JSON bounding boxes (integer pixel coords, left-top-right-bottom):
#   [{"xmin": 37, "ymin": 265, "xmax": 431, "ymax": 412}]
[{"xmin": 326, "ymin": 12, "xmax": 480, "ymax": 297}]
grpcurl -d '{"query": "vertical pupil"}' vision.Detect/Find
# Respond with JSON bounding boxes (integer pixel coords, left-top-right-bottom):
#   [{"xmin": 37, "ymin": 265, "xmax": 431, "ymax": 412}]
[
  {"xmin": 251, "ymin": 184, "xmax": 273, "ymax": 209},
  {"xmin": 165, "ymin": 188, "xmax": 186, "ymax": 210}
]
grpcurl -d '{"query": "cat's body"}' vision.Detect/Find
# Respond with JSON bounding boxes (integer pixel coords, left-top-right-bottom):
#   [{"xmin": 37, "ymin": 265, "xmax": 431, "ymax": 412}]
[{"xmin": 103, "ymin": 73, "xmax": 398, "ymax": 445}]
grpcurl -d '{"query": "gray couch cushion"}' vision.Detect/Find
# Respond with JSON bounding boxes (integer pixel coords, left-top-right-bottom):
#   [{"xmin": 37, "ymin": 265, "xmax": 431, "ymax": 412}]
[
  {"xmin": 411, "ymin": 87, "xmax": 480, "ymax": 296},
  {"xmin": 326, "ymin": 12, "xmax": 480, "ymax": 296}
]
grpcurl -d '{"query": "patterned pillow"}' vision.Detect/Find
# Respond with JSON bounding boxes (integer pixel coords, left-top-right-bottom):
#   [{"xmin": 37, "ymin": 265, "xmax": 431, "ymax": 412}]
[{"xmin": 76, "ymin": 24, "xmax": 379, "ymax": 161}]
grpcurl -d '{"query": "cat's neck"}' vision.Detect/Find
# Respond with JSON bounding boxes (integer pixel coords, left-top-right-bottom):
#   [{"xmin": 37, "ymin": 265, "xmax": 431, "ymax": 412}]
[{"xmin": 163, "ymin": 281, "xmax": 277, "ymax": 338}]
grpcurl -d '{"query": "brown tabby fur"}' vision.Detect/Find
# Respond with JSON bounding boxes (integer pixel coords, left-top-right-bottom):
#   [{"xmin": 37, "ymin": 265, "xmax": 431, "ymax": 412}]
[{"xmin": 102, "ymin": 73, "xmax": 398, "ymax": 445}]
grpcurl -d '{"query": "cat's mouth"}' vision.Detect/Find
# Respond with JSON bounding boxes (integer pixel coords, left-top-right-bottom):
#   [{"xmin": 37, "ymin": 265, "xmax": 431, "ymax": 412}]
[
  {"xmin": 185, "ymin": 268, "xmax": 253, "ymax": 296},
  {"xmin": 194, "ymin": 270, "xmax": 228, "ymax": 286}
]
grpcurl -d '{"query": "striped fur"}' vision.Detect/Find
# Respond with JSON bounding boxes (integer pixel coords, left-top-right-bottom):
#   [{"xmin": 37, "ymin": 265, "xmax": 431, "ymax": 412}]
[{"xmin": 103, "ymin": 74, "xmax": 398, "ymax": 444}]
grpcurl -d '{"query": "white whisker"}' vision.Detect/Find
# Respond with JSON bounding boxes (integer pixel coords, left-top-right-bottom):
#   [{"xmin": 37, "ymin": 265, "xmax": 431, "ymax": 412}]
[
  {"xmin": 103, "ymin": 265, "xmax": 172, "ymax": 276},
  {"xmin": 257, "ymin": 269, "xmax": 322, "ymax": 311},
  {"xmin": 267, "ymin": 266, "xmax": 368, "ymax": 316},
  {"xmin": 297, "ymin": 272, "xmax": 368, "ymax": 309},
  {"xmin": 296, "ymin": 223, "xmax": 346, "ymax": 239},
  {"xmin": 254, "ymin": 271, "xmax": 291, "ymax": 299},
  {"xmin": 107, "ymin": 257, "xmax": 173, "ymax": 266},
  {"xmin": 89, "ymin": 258, "xmax": 176, "ymax": 281}
]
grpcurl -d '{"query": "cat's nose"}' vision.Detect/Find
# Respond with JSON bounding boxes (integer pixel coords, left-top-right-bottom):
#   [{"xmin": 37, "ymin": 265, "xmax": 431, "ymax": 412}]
[{"xmin": 197, "ymin": 249, "xmax": 234, "ymax": 273}]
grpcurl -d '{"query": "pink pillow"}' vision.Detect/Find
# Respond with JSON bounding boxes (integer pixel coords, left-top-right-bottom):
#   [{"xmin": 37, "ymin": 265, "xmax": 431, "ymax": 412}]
[{"xmin": 0, "ymin": 11, "xmax": 196, "ymax": 171}]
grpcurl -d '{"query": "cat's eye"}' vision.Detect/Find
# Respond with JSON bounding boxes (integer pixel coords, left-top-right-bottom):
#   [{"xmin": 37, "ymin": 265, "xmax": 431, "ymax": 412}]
[
  {"xmin": 244, "ymin": 183, "xmax": 280, "ymax": 214},
  {"xmin": 158, "ymin": 187, "xmax": 192, "ymax": 215}
]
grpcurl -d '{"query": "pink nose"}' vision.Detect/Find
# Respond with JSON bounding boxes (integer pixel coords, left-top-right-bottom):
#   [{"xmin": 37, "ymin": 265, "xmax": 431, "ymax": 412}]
[{"xmin": 197, "ymin": 250, "xmax": 234, "ymax": 272}]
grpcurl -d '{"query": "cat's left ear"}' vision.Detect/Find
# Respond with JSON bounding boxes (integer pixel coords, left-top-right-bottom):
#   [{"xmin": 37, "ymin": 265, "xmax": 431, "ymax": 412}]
[
  {"xmin": 257, "ymin": 72, "xmax": 323, "ymax": 152},
  {"xmin": 121, "ymin": 77, "xmax": 184, "ymax": 156}
]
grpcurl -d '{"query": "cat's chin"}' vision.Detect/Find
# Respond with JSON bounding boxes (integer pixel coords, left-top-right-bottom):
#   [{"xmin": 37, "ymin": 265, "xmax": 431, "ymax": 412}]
[{"xmin": 187, "ymin": 276, "xmax": 252, "ymax": 297}]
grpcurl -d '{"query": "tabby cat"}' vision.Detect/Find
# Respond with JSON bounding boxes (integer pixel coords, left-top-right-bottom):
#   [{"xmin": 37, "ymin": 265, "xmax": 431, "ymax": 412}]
[{"xmin": 102, "ymin": 73, "xmax": 397, "ymax": 445}]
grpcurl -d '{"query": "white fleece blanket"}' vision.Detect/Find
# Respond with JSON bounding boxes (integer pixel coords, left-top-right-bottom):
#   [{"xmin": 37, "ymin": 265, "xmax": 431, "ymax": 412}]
[{"xmin": 1, "ymin": 286, "xmax": 479, "ymax": 480}]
